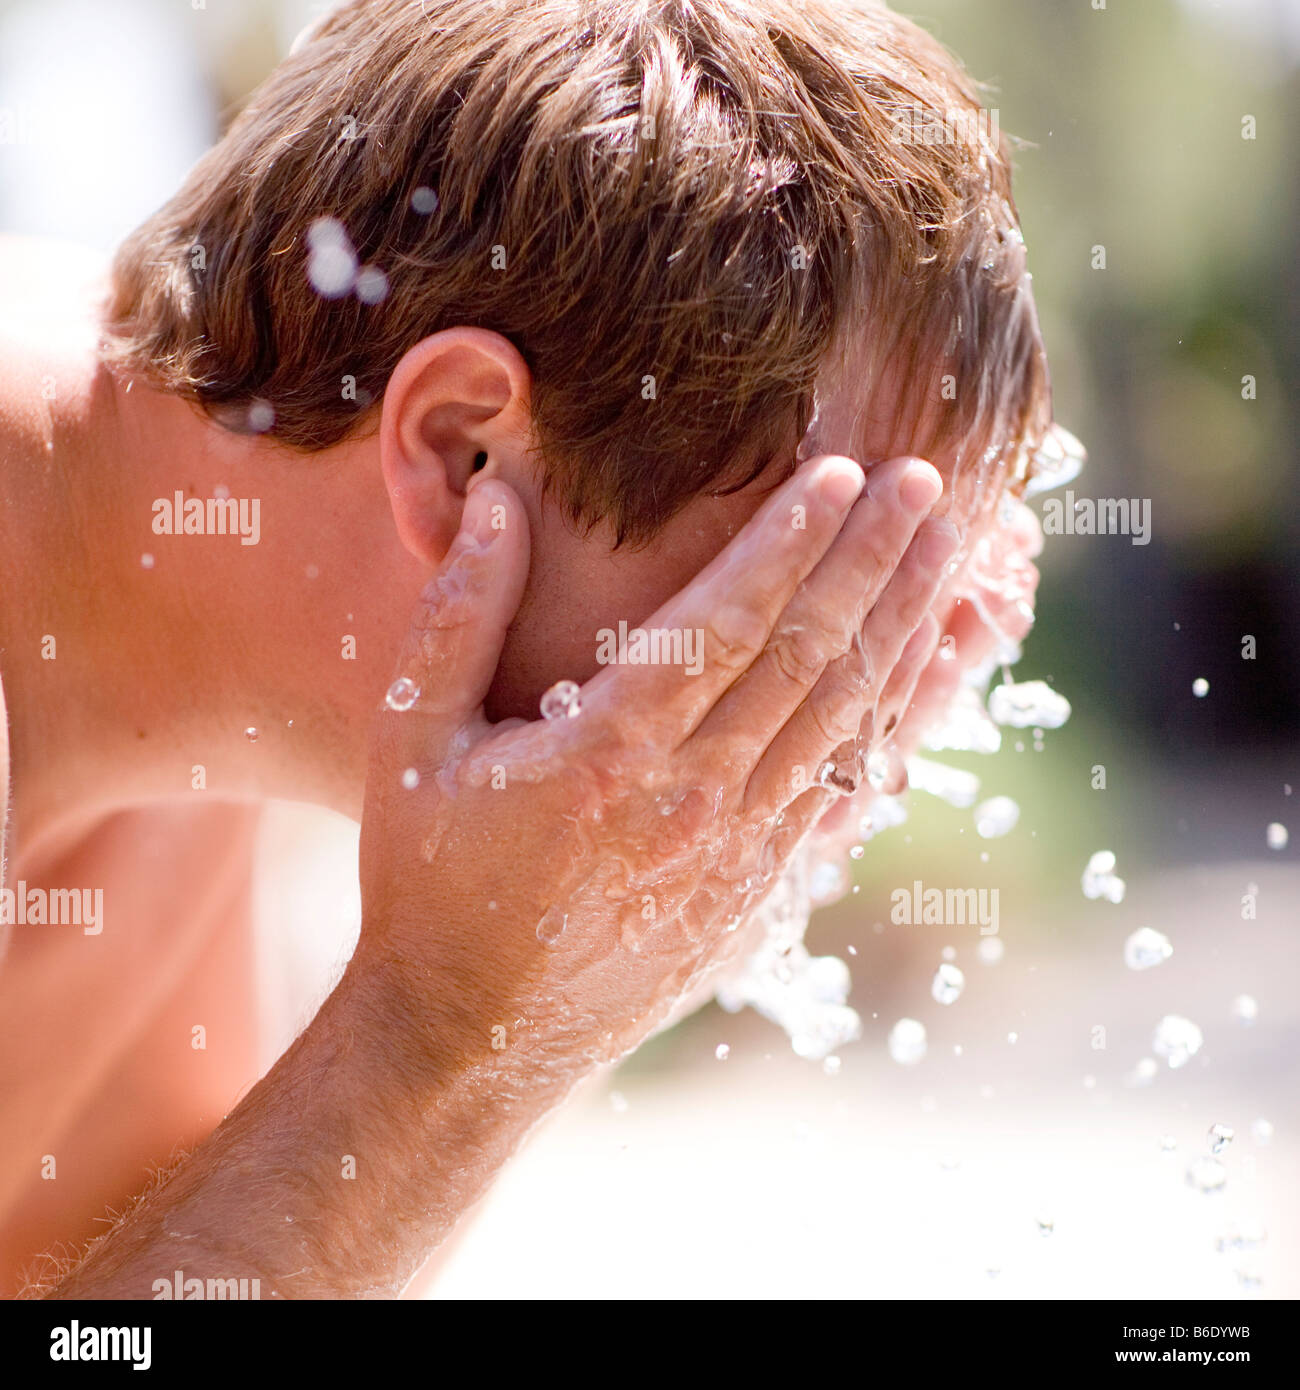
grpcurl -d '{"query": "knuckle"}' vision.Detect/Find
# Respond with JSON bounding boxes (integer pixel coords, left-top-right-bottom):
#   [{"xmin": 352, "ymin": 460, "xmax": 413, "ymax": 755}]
[
  {"xmin": 806, "ymin": 661, "xmax": 869, "ymax": 746},
  {"xmin": 703, "ymin": 603, "xmax": 770, "ymax": 673},
  {"xmin": 769, "ymin": 621, "xmax": 829, "ymax": 687}
]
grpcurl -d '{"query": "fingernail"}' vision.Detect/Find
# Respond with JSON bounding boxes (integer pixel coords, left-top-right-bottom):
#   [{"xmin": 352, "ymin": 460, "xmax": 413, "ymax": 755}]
[
  {"xmin": 817, "ymin": 458, "xmax": 866, "ymax": 510},
  {"xmin": 461, "ymin": 485, "xmax": 500, "ymax": 546},
  {"xmin": 919, "ymin": 518, "xmax": 960, "ymax": 568},
  {"xmin": 898, "ymin": 461, "xmax": 943, "ymax": 513}
]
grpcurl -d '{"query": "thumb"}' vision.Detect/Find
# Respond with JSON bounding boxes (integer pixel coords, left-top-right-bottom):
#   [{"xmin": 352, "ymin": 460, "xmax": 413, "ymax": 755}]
[{"xmin": 387, "ymin": 478, "xmax": 530, "ymax": 740}]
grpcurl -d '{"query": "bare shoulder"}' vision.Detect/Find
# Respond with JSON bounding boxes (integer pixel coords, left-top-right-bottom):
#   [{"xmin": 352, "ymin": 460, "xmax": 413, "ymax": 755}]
[
  {"xmin": 0, "ymin": 237, "xmax": 107, "ymax": 897},
  {"xmin": 0, "ymin": 666, "xmax": 7, "ymax": 892}
]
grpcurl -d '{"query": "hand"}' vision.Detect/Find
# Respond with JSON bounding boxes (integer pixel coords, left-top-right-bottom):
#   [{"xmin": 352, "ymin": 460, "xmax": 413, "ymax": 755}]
[
  {"xmin": 804, "ymin": 495, "xmax": 1043, "ymax": 865},
  {"xmin": 354, "ymin": 453, "xmax": 959, "ymax": 1085}
]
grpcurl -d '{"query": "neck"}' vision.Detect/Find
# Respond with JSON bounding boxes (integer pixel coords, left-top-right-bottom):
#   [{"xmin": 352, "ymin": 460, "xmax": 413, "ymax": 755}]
[{"xmin": 0, "ymin": 353, "xmax": 414, "ymax": 866}]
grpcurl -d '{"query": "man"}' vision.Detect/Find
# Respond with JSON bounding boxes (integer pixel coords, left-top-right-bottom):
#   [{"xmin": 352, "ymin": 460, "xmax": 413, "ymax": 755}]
[{"xmin": 0, "ymin": 0, "xmax": 1050, "ymax": 1297}]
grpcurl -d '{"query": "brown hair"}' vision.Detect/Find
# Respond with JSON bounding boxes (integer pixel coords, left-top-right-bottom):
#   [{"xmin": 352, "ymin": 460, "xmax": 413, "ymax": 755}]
[{"xmin": 104, "ymin": 0, "xmax": 1051, "ymax": 544}]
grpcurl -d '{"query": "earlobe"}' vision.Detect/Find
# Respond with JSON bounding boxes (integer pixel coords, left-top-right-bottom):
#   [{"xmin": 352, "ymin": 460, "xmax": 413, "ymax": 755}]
[{"xmin": 379, "ymin": 328, "xmax": 531, "ymax": 565}]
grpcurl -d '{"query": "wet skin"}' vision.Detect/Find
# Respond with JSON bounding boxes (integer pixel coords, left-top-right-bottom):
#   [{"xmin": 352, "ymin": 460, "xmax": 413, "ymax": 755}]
[{"xmin": 0, "ymin": 238, "xmax": 1040, "ymax": 1295}]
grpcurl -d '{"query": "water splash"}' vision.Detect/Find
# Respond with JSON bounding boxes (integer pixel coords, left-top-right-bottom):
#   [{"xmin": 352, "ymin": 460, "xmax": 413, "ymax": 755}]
[
  {"xmin": 306, "ymin": 217, "xmax": 359, "ymax": 299},
  {"xmin": 1207, "ymin": 1123, "xmax": 1234, "ymax": 1156},
  {"xmin": 1022, "ymin": 423, "xmax": 1086, "ymax": 499},
  {"xmin": 1082, "ymin": 850, "xmax": 1126, "ymax": 904},
  {"xmin": 887, "ymin": 1017, "xmax": 927, "ymax": 1065},
  {"xmin": 540, "ymin": 679, "xmax": 582, "ymax": 720},
  {"xmin": 989, "ymin": 678, "xmax": 1071, "ymax": 730},
  {"xmin": 977, "ymin": 936, "xmax": 1005, "ymax": 965},
  {"xmin": 1152, "ymin": 1014, "xmax": 1203, "ymax": 1069},
  {"xmin": 715, "ymin": 851, "xmax": 861, "ymax": 1061},
  {"xmin": 922, "ymin": 685, "xmax": 1002, "ymax": 755},
  {"xmin": 974, "ymin": 795, "xmax": 1019, "ymax": 838},
  {"xmin": 906, "ymin": 756, "xmax": 980, "ymax": 808},
  {"xmin": 535, "ymin": 906, "xmax": 567, "ymax": 946},
  {"xmin": 1124, "ymin": 927, "xmax": 1172, "ymax": 971},
  {"xmin": 1186, "ymin": 1156, "xmax": 1227, "ymax": 1194},
  {"xmin": 1231, "ymin": 994, "xmax": 1258, "ymax": 1025},
  {"xmin": 385, "ymin": 677, "xmax": 419, "ymax": 711},
  {"xmin": 931, "ymin": 963, "xmax": 965, "ymax": 1005}
]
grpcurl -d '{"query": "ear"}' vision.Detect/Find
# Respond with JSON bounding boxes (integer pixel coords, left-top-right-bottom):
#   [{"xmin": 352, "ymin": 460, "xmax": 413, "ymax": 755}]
[{"xmin": 379, "ymin": 327, "xmax": 532, "ymax": 564}]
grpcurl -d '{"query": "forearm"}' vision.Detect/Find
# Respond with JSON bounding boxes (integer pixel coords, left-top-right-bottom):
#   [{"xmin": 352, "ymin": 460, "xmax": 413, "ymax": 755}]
[{"xmin": 48, "ymin": 947, "xmax": 577, "ymax": 1299}]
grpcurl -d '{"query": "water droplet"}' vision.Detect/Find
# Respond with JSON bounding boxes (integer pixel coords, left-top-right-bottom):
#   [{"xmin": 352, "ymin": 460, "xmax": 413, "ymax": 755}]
[
  {"xmin": 355, "ymin": 264, "xmax": 390, "ymax": 304},
  {"xmin": 859, "ymin": 794, "xmax": 908, "ymax": 839},
  {"xmin": 974, "ymin": 795, "xmax": 1019, "ymax": 838},
  {"xmin": 1192, "ymin": 677, "xmax": 1209, "ymax": 697},
  {"xmin": 246, "ymin": 400, "xmax": 276, "ymax": 434},
  {"xmin": 1266, "ymin": 821, "xmax": 1288, "ymax": 851},
  {"xmin": 1215, "ymin": 1224, "xmax": 1266, "ymax": 1254},
  {"xmin": 715, "ymin": 1043, "xmax": 730, "ymax": 1061},
  {"xmin": 906, "ymin": 755, "xmax": 980, "ymax": 808},
  {"xmin": 1208, "ymin": 1123, "xmax": 1234, "ymax": 1155},
  {"xmin": 535, "ymin": 906, "xmax": 567, "ymax": 946},
  {"xmin": 1126, "ymin": 1056, "xmax": 1159, "ymax": 1087},
  {"xmin": 849, "ymin": 844, "xmax": 865, "ymax": 860},
  {"xmin": 977, "ymin": 936, "xmax": 1004, "ymax": 965},
  {"xmin": 865, "ymin": 749, "xmax": 892, "ymax": 790},
  {"xmin": 1082, "ymin": 849, "xmax": 1126, "ymax": 903},
  {"xmin": 410, "ymin": 185, "xmax": 439, "ymax": 215},
  {"xmin": 1124, "ymin": 927, "xmax": 1172, "ymax": 971},
  {"xmin": 386, "ymin": 677, "xmax": 420, "ymax": 711},
  {"xmin": 931, "ymin": 963, "xmax": 965, "ymax": 1005},
  {"xmin": 988, "ymin": 678, "xmax": 1071, "ymax": 730},
  {"xmin": 1251, "ymin": 1117, "xmax": 1273, "ymax": 1144},
  {"xmin": 1007, "ymin": 1031, "xmax": 1019, "ymax": 1044},
  {"xmin": 922, "ymin": 685, "xmax": 1001, "ymax": 754},
  {"xmin": 1186, "ymin": 1155, "xmax": 1227, "ymax": 1194},
  {"xmin": 1152, "ymin": 1014, "xmax": 1203, "ymax": 1069},
  {"xmin": 822, "ymin": 1054, "xmax": 841, "ymax": 1076},
  {"xmin": 1036, "ymin": 1216, "xmax": 1055, "ymax": 1237},
  {"xmin": 140, "ymin": 553, "xmax": 154, "ymax": 569},
  {"xmin": 941, "ymin": 945, "xmax": 956, "ymax": 961},
  {"xmin": 610, "ymin": 1090, "xmax": 629, "ymax": 1113},
  {"xmin": 1231, "ymin": 993, "xmax": 1258, "ymax": 1025},
  {"xmin": 306, "ymin": 217, "xmax": 358, "ymax": 298},
  {"xmin": 244, "ymin": 727, "xmax": 258, "ymax": 743},
  {"xmin": 401, "ymin": 767, "xmax": 420, "ymax": 790},
  {"xmin": 540, "ymin": 679, "xmax": 582, "ymax": 720},
  {"xmin": 888, "ymin": 1017, "xmax": 927, "ymax": 1064},
  {"xmin": 808, "ymin": 860, "xmax": 846, "ymax": 902}
]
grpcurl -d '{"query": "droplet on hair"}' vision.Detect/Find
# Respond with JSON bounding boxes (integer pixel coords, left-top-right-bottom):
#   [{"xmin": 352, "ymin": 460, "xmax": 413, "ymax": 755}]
[
  {"xmin": 246, "ymin": 400, "xmax": 276, "ymax": 434},
  {"xmin": 306, "ymin": 217, "xmax": 358, "ymax": 298},
  {"xmin": 355, "ymin": 265, "xmax": 390, "ymax": 304}
]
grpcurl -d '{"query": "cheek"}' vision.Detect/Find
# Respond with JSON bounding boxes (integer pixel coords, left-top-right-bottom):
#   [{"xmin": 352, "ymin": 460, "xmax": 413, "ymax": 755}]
[{"xmin": 484, "ymin": 499, "xmax": 756, "ymax": 722}]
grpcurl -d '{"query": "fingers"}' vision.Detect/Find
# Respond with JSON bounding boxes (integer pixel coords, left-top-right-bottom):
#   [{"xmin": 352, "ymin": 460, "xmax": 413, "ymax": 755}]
[
  {"xmin": 743, "ymin": 516, "xmax": 958, "ymax": 814},
  {"xmin": 874, "ymin": 609, "xmax": 943, "ymax": 744},
  {"xmin": 385, "ymin": 480, "xmax": 530, "ymax": 741},
  {"xmin": 689, "ymin": 455, "xmax": 943, "ymax": 759},
  {"xmin": 579, "ymin": 454, "xmax": 865, "ymax": 740}
]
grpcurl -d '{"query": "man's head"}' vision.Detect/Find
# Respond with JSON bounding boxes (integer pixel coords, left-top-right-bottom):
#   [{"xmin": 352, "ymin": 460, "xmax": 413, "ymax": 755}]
[{"xmin": 103, "ymin": 0, "xmax": 1050, "ymax": 723}]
